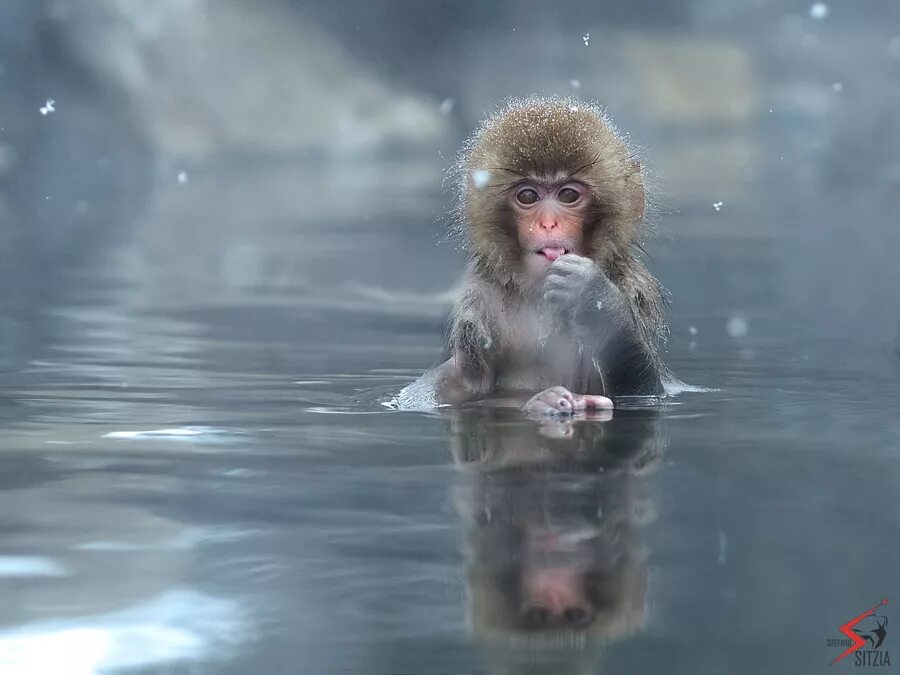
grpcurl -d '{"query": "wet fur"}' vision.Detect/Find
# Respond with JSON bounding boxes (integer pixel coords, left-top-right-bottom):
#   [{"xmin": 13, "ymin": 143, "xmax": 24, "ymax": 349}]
[{"xmin": 447, "ymin": 97, "xmax": 667, "ymax": 385}]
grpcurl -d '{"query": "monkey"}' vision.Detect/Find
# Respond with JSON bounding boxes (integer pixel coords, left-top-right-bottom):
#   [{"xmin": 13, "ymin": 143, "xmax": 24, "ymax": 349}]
[
  {"xmin": 448, "ymin": 406, "xmax": 664, "ymax": 666},
  {"xmin": 399, "ymin": 97, "xmax": 668, "ymax": 414}
]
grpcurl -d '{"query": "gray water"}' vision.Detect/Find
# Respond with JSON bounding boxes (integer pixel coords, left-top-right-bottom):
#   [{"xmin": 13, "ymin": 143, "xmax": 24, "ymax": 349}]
[{"xmin": 1, "ymin": 153, "xmax": 899, "ymax": 675}]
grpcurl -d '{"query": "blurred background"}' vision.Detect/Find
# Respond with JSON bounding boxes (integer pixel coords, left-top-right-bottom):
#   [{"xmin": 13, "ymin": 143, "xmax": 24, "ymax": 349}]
[
  {"xmin": 1, "ymin": 2, "xmax": 900, "ymax": 674},
  {"xmin": 2, "ymin": 0, "xmax": 900, "ymax": 363}
]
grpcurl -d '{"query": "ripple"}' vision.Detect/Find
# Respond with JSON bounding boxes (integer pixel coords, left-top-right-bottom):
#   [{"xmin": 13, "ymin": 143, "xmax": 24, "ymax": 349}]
[
  {"xmin": 0, "ymin": 589, "xmax": 244, "ymax": 674},
  {"xmin": 0, "ymin": 556, "xmax": 67, "ymax": 578},
  {"xmin": 102, "ymin": 426, "xmax": 243, "ymax": 442}
]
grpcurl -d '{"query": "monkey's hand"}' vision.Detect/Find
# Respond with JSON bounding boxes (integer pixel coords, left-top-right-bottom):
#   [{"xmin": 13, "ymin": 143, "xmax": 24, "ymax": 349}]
[
  {"xmin": 523, "ymin": 386, "xmax": 613, "ymax": 416},
  {"xmin": 543, "ymin": 255, "xmax": 631, "ymax": 337},
  {"xmin": 543, "ymin": 255, "xmax": 664, "ymax": 397}
]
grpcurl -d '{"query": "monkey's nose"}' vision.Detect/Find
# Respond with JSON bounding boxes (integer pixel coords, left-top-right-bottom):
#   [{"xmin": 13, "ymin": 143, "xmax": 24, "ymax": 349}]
[
  {"xmin": 539, "ymin": 219, "xmax": 558, "ymax": 231},
  {"xmin": 562, "ymin": 605, "xmax": 594, "ymax": 628},
  {"xmin": 521, "ymin": 604, "xmax": 595, "ymax": 629},
  {"xmin": 522, "ymin": 606, "xmax": 551, "ymax": 628}
]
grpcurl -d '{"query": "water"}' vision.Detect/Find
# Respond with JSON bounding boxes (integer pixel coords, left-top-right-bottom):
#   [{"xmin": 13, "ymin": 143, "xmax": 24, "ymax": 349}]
[{"xmin": 2, "ymin": 158, "xmax": 900, "ymax": 675}]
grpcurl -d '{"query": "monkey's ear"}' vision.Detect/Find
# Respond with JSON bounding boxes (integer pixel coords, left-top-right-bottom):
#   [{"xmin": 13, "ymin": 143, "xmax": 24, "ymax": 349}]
[{"xmin": 628, "ymin": 159, "xmax": 646, "ymax": 222}]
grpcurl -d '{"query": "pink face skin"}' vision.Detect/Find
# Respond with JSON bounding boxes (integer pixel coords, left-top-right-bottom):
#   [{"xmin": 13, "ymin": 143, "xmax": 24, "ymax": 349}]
[
  {"xmin": 511, "ymin": 180, "xmax": 590, "ymax": 279},
  {"xmin": 518, "ymin": 528, "xmax": 596, "ymax": 629},
  {"xmin": 520, "ymin": 566, "xmax": 595, "ymax": 629}
]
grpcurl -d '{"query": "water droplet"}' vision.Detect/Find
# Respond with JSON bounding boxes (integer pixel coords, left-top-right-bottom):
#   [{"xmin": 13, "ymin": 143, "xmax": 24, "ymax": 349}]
[
  {"xmin": 726, "ymin": 315, "xmax": 749, "ymax": 338},
  {"xmin": 889, "ymin": 36, "xmax": 900, "ymax": 59},
  {"xmin": 809, "ymin": 2, "xmax": 828, "ymax": 19},
  {"xmin": 471, "ymin": 169, "xmax": 490, "ymax": 189}
]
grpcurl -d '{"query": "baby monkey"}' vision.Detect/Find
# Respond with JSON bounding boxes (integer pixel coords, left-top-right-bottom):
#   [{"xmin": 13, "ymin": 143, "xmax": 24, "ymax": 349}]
[{"xmin": 404, "ymin": 98, "xmax": 668, "ymax": 414}]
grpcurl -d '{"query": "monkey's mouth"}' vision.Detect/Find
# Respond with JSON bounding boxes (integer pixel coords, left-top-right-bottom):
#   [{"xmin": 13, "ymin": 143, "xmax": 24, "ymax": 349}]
[{"xmin": 536, "ymin": 247, "xmax": 568, "ymax": 262}]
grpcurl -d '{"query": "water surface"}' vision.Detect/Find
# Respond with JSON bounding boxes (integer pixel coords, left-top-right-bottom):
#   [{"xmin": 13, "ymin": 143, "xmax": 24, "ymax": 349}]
[{"xmin": 1, "ymin": 161, "xmax": 899, "ymax": 675}]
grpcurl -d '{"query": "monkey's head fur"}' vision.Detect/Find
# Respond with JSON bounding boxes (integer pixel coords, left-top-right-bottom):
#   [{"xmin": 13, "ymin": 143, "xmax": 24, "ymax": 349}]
[
  {"xmin": 454, "ymin": 96, "xmax": 665, "ymax": 344},
  {"xmin": 456, "ymin": 97, "xmax": 646, "ymax": 279}
]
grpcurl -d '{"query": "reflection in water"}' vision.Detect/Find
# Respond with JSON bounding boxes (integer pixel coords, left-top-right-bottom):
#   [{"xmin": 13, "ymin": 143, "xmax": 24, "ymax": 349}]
[
  {"xmin": 449, "ymin": 408, "xmax": 665, "ymax": 674},
  {"xmin": 0, "ymin": 467, "xmax": 248, "ymax": 673},
  {"xmin": 0, "ymin": 590, "xmax": 243, "ymax": 675}
]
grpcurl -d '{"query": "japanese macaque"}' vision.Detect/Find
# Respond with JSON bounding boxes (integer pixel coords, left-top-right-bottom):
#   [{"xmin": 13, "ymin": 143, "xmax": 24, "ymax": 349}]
[
  {"xmin": 402, "ymin": 97, "xmax": 668, "ymax": 413},
  {"xmin": 450, "ymin": 408, "xmax": 663, "ymax": 668}
]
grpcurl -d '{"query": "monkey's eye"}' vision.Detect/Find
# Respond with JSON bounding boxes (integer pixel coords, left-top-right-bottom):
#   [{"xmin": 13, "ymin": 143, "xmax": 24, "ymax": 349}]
[
  {"xmin": 515, "ymin": 188, "xmax": 540, "ymax": 206},
  {"xmin": 558, "ymin": 187, "xmax": 581, "ymax": 204}
]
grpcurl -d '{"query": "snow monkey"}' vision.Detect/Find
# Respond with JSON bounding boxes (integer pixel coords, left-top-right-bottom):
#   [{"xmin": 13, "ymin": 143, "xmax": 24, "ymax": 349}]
[{"xmin": 403, "ymin": 98, "xmax": 668, "ymax": 413}]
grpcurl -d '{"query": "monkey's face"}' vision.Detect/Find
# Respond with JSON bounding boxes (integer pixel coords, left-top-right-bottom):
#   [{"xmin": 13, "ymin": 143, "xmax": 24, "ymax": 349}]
[
  {"xmin": 510, "ymin": 179, "xmax": 591, "ymax": 280},
  {"xmin": 517, "ymin": 530, "xmax": 599, "ymax": 630}
]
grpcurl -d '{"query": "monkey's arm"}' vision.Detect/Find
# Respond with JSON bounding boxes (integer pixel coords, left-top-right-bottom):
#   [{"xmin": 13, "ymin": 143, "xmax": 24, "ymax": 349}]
[
  {"xmin": 589, "ymin": 319, "xmax": 663, "ymax": 396},
  {"xmin": 544, "ymin": 255, "xmax": 664, "ymax": 397},
  {"xmin": 398, "ymin": 359, "xmax": 473, "ymax": 409},
  {"xmin": 400, "ymin": 313, "xmax": 496, "ymax": 408},
  {"xmin": 416, "ymin": 355, "xmax": 493, "ymax": 405}
]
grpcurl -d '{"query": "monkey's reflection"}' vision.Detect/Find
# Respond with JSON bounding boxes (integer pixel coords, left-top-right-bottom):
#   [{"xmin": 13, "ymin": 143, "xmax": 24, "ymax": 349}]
[{"xmin": 449, "ymin": 407, "xmax": 664, "ymax": 662}]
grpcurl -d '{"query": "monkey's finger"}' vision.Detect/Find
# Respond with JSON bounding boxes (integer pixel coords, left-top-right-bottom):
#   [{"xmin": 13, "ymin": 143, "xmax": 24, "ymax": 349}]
[
  {"xmin": 524, "ymin": 386, "xmax": 577, "ymax": 414},
  {"xmin": 545, "ymin": 265, "xmax": 575, "ymax": 280},
  {"xmin": 537, "ymin": 419, "xmax": 575, "ymax": 439},
  {"xmin": 543, "ymin": 281, "xmax": 573, "ymax": 296},
  {"xmin": 577, "ymin": 394, "xmax": 614, "ymax": 410},
  {"xmin": 543, "ymin": 281, "xmax": 573, "ymax": 294},
  {"xmin": 524, "ymin": 399, "xmax": 573, "ymax": 416},
  {"xmin": 543, "ymin": 386, "xmax": 578, "ymax": 410},
  {"xmin": 552, "ymin": 256, "xmax": 591, "ymax": 274},
  {"xmin": 524, "ymin": 399, "xmax": 556, "ymax": 416},
  {"xmin": 543, "ymin": 290, "xmax": 574, "ymax": 306},
  {"xmin": 583, "ymin": 408, "xmax": 614, "ymax": 422},
  {"xmin": 544, "ymin": 273, "xmax": 575, "ymax": 286},
  {"xmin": 551, "ymin": 255, "xmax": 582, "ymax": 268}
]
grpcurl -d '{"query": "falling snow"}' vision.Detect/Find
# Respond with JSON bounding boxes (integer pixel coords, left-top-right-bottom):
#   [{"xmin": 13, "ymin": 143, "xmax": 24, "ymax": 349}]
[
  {"xmin": 889, "ymin": 36, "xmax": 900, "ymax": 59},
  {"xmin": 471, "ymin": 169, "xmax": 491, "ymax": 189},
  {"xmin": 570, "ymin": 79, "xmax": 581, "ymax": 89},
  {"xmin": 713, "ymin": 201, "xmax": 724, "ymax": 211},
  {"xmin": 177, "ymin": 171, "xmax": 188, "ymax": 184},
  {"xmin": 832, "ymin": 82, "xmax": 843, "ymax": 92},
  {"xmin": 809, "ymin": 3, "xmax": 829, "ymax": 19},
  {"xmin": 439, "ymin": 98, "xmax": 455, "ymax": 115},
  {"xmin": 39, "ymin": 98, "xmax": 55, "ymax": 116},
  {"xmin": 689, "ymin": 326, "xmax": 698, "ymax": 336},
  {"xmin": 726, "ymin": 315, "xmax": 749, "ymax": 338},
  {"xmin": 582, "ymin": 33, "xmax": 590, "ymax": 46}
]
